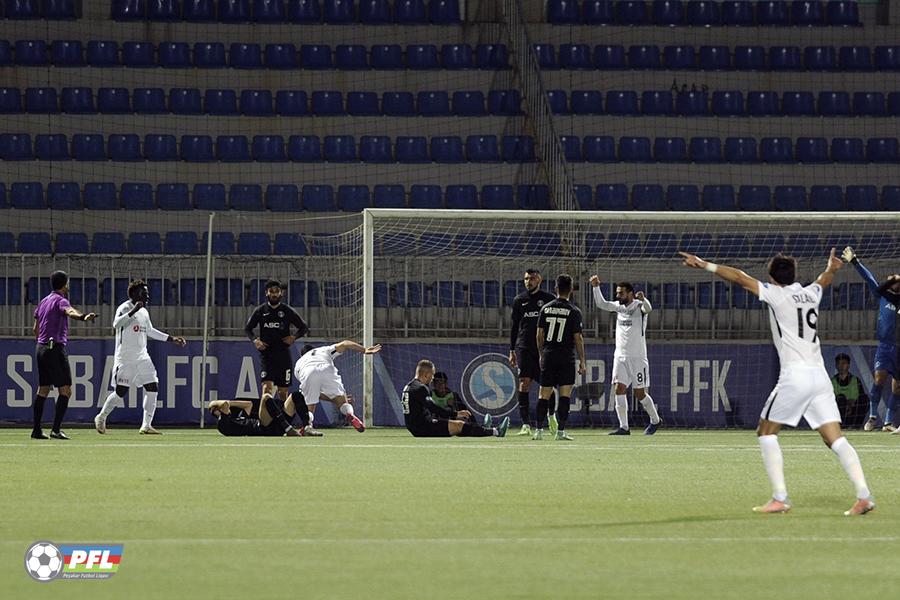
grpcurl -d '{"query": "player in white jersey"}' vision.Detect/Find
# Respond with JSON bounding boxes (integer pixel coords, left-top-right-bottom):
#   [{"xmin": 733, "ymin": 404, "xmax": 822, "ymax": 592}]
[
  {"xmin": 680, "ymin": 249, "xmax": 875, "ymax": 516},
  {"xmin": 589, "ymin": 277, "xmax": 662, "ymax": 435},
  {"xmin": 292, "ymin": 340, "xmax": 381, "ymax": 434},
  {"xmin": 94, "ymin": 280, "xmax": 186, "ymax": 435}
]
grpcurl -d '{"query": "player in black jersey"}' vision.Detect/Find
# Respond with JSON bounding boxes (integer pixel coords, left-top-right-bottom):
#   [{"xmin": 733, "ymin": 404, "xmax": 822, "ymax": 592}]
[
  {"xmin": 509, "ymin": 268, "xmax": 558, "ymax": 437},
  {"xmin": 402, "ymin": 359, "xmax": 509, "ymax": 438},
  {"xmin": 244, "ymin": 280, "xmax": 310, "ymax": 402},
  {"xmin": 535, "ymin": 274, "xmax": 585, "ymax": 441},
  {"xmin": 208, "ymin": 395, "xmax": 305, "ymax": 437}
]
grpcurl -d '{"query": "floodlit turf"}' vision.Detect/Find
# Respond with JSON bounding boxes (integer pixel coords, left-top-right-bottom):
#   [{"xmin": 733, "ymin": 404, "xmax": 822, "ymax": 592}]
[{"xmin": 0, "ymin": 428, "xmax": 898, "ymax": 600}]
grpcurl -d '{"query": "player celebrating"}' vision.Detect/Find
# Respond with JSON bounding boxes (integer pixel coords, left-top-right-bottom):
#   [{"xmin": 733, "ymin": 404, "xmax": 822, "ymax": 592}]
[
  {"xmin": 842, "ymin": 246, "xmax": 900, "ymax": 432},
  {"xmin": 534, "ymin": 274, "xmax": 585, "ymax": 441},
  {"xmin": 589, "ymin": 278, "xmax": 661, "ymax": 436},
  {"xmin": 402, "ymin": 359, "xmax": 509, "ymax": 438},
  {"xmin": 293, "ymin": 340, "xmax": 377, "ymax": 434},
  {"xmin": 681, "ymin": 249, "xmax": 875, "ymax": 515},
  {"xmin": 245, "ymin": 280, "xmax": 309, "ymax": 402},
  {"xmin": 509, "ymin": 268, "xmax": 558, "ymax": 437}
]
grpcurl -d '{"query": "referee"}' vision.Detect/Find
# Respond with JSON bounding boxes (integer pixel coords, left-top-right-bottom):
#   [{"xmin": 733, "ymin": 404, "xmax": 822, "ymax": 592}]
[{"xmin": 32, "ymin": 270, "xmax": 97, "ymax": 439}]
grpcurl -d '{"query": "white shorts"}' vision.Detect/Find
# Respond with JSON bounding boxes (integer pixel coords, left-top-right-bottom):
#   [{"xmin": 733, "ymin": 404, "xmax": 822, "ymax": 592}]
[
  {"xmin": 295, "ymin": 365, "xmax": 345, "ymax": 404},
  {"xmin": 113, "ymin": 358, "xmax": 158, "ymax": 388},
  {"xmin": 760, "ymin": 366, "xmax": 841, "ymax": 429},
  {"xmin": 611, "ymin": 355, "xmax": 650, "ymax": 389}
]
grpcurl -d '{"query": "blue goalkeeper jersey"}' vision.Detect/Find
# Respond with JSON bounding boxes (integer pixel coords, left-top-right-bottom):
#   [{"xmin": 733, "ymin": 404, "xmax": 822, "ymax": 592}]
[{"xmin": 853, "ymin": 258, "xmax": 898, "ymax": 345}]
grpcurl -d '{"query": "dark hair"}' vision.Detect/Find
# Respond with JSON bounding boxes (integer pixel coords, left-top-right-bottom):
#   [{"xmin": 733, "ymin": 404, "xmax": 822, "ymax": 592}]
[
  {"xmin": 265, "ymin": 279, "xmax": 283, "ymax": 291},
  {"xmin": 50, "ymin": 270, "xmax": 68, "ymax": 291},
  {"xmin": 525, "ymin": 268, "xmax": 541, "ymax": 276},
  {"xmin": 300, "ymin": 344, "xmax": 315, "ymax": 357},
  {"xmin": 128, "ymin": 279, "xmax": 147, "ymax": 300},
  {"xmin": 433, "ymin": 371, "xmax": 448, "ymax": 382},
  {"xmin": 835, "ymin": 353, "xmax": 851, "ymax": 365},
  {"xmin": 768, "ymin": 254, "xmax": 797, "ymax": 285},
  {"xmin": 556, "ymin": 274, "xmax": 573, "ymax": 294},
  {"xmin": 617, "ymin": 282, "xmax": 634, "ymax": 294}
]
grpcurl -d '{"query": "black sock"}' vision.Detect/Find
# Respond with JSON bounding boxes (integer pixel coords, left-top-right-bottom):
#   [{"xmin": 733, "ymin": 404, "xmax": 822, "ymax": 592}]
[
  {"xmin": 289, "ymin": 391, "xmax": 310, "ymax": 427},
  {"xmin": 460, "ymin": 422, "xmax": 493, "ymax": 437},
  {"xmin": 548, "ymin": 391, "xmax": 556, "ymax": 416},
  {"xmin": 535, "ymin": 398, "xmax": 549, "ymax": 428},
  {"xmin": 264, "ymin": 396, "xmax": 293, "ymax": 432},
  {"xmin": 33, "ymin": 395, "xmax": 47, "ymax": 431},
  {"xmin": 557, "ymin": 396, "xmax": 570, "ymax": 430},
  {"xmin": 517, "ymin": 391, "xmax": 530, "ymax": 424},
  {"xmin": 52, "ymin": 395, "xmax": 69, "ymax": 432}
]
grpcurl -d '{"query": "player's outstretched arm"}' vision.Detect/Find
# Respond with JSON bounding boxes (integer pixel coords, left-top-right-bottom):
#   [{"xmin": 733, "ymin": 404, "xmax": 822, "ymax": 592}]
[
  {"xmin": 636, "ymin": 291, "xmax": 652, "ymax": 314},
  {"xmin": 334, "ymin": 340, "xmax": 382, "ymax": 354},
  {"xmin": 814, "ymin": 248, "xmax": 843, "ymax": 289},
  {"xmin": 842, "ymin": 246, "xmax": 880, "ymax": 293},
  {"xmin": 589, "ymin": 275, "xmax": 630, "ymax": 313},
  {"xmin": 679, "ymin": 251, "xmax": 760, "ymax": 294}
]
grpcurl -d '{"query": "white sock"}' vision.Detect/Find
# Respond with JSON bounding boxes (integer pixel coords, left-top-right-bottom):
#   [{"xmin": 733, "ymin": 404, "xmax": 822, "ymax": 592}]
[
  {"xmin": 639, "ymin": 395, "xmax": 660, "ymax": 424},
  {"xmin": 142, "ymin": 391, "xmax": 158, "ymax": 429},
  {"xmin": 99, "ymin": 391, "xmax": 122, "ymax": 419},
  {"xmin": 615, "ymin": 394, "xmax": 629, "ymax": 430},
  {"xmin": 339, "ymin": 403, "xmax": 354, "ymax": 417},
  {"xmin": 308, "ymin": 410, "xmax": 315, "ymax": 426},
  {"xmin": 831, "ymin": 437, "xmax": 871, "ymax": 500},
  {"xmin": 758, "ymin": 434, "xmax": 788, "ymax": 502}
]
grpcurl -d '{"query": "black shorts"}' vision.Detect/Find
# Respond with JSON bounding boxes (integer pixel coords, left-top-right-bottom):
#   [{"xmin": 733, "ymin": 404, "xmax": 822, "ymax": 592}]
[
  {"xmin": 540, "ymin": 351, "xmax": 576, "ymax": 388},
  {"xmin": 36, "ymin": 343, "xmax": 72, "ymax": 388},
  {"xmin": 260, "ymin": 349, "xmax": 292, "ymax": 387},
  {"xmin": 405, "ymin": 417, "xmax": 452, "ymax": 438},
  {"xmin": 515, "ymin": 347, "xmax": 541, "ymax": 382}
]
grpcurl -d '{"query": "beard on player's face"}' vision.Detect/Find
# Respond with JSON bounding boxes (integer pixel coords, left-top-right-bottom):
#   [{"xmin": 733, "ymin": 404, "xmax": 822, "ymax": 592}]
[{"xmin": 266, "ymin": 290, "xmax": 282, "ymax": 305}]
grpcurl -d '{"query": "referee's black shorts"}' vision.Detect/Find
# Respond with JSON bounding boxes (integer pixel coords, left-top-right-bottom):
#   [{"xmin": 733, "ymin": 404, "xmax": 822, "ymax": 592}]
[
  {"xmin": 539, "ymin": 351, "xmax": 576, "ymax": 388},
  {"xmin": 515, "ymin": 347, "xmax": 541, "ymax": 382},
  {"xmin": 260, "ymin": 349, "xmax": 292, "ymax": 387},
  {"xmin": 405, "ymin": 417, "xmax": 452, "ymax": 438},
  {"xmin": 36, "ymin": 343, "xmax": 72, "ymax": 388}
]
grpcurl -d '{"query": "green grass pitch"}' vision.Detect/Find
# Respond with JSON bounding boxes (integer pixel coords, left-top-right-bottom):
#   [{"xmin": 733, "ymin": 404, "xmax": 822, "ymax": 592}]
[{"xmin": 1, "ymin": 428, "xmax": 898, "ymax": 600}]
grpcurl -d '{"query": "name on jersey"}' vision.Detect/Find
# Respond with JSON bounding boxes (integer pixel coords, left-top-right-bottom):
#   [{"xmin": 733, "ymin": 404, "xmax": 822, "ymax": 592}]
[
  {"xmin": 542, "ymin": 307, "xmax": 571, "ymax": 316},
  {"xmin": 791, "ymin": 293, "xmax": 816, "ymax": 304}
]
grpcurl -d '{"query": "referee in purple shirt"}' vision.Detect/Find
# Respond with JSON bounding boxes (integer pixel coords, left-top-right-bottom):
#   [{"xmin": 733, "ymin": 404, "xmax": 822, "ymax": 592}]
[{"xmin": 32, "ymin": 271, "xmax": 97, "ymax": 439}]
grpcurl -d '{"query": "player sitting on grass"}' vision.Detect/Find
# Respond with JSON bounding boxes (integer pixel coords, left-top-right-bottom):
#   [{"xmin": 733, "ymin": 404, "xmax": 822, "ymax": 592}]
[{"xmin": 208, "ymin": 395, "xmax": 303, "ymax": 437}]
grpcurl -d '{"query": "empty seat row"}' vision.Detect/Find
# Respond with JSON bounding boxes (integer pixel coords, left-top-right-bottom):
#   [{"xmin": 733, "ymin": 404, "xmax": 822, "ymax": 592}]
[
  {"xmin": 2, "ymin": 40, "xmax": 507, "ymax": 69},
  {"xmin": 559, "ymin": 136, "xmax": 900, "ymax": 164},
  {"xmin": 547, "ymin": 0, "xmax": 860, "ymax": 26},
  {"xmin": 0, "ymin": 133, "xmax": 539, "ymax": 163},
  {"xmin": 2, "ymin": 0, "xmax": 79, "ymax": 19},
  {"xmin": 535, "ymin": 44, "xmax": 900, "ymax": 71},
  {"xmin": 0, "ymin": 182, "xmax": 553, "ymax": 211},
  {"xmin": 112, "ymin": 0, "xmax": 461, "ymax": 23},
  {"xmin": 548, "ymin": 89, "xmax": 900, "ymax": 117},
  {"xmin": 0, "ymin": 87, "xmax": 521, "ymax": 116}
]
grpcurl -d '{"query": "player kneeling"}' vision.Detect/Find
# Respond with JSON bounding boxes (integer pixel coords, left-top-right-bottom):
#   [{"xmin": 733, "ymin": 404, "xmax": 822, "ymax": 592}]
[
  {"xmin": 402, "ymin": 359, "xmax": 509, "ymax": 438},
  {"xmin": 209, "ymin": 396, "xmax": 302, "ymax": 437}
]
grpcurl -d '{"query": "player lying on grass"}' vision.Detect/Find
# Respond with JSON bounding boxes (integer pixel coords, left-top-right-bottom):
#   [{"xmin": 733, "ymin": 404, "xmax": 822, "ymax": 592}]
[
  {"xmin": 402, "ymin": 359, "xmax": 509, "ymax": 438},
  {"xmin": 681, "ymin": 248, "xmax": 875, "ymax": 516},
  {"xmin": 208, "ymin": 394, "xmax": 305, "ymax": 437}
]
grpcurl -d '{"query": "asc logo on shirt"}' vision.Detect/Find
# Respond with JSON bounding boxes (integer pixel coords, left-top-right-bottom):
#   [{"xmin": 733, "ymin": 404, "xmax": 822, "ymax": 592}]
[{"xmin": 460, "ymin": 353, "xmax": 517, "ymax": 418}]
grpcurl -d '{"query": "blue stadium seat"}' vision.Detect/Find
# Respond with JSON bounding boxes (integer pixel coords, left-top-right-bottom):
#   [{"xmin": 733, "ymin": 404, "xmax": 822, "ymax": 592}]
[
  {"xmin": 238, "ymin": 233, "xmax": 271, "ymax": 255},
  {"xmin": 827, "ymin": 0, "xmax": 859, "ymax": 25},
  {"xmin": 19, "ymin": 233, "xmax": 52, "ymax": 254},
  {"xmin": 180, "ymin": 135, "xmax": 214, "ymax": 161},
  {"xmin": 810, "ymin": 185, "xmax": 844, "ymax": 210},
  {"xmin": 34, "ymin": 134, "xmax": 69, "ymax": 160},
  {"xmin": 757, "ymin": 1, "xmax": 789, "ymax": 25},
  {"xmin": 481, "ymin": 185, "xmax": 516, "ymax": 210},
  {"xmin": 409, "ymin": 185, "xmax": 442, "ymax": 209},
  {"xmin": 194, "ymin": 184, "xmax": 227, "ymax": 210},
  {"xmin": 442, "ymin": 44, "xmax": 474, "ymax": 69},
  {"xmin": 774, "ymin": 186, "xmax": 807, "ymax": 211},
  {"xmin": 0, "ymin": 42, "xmax": 11, "ymax": 66},
  {"xmin": 157, "ymin": 183, "xmax": 191, "ymax": 210},
  {"xmin": 7, "ymin": 0, "xmax": 41, "ymax": 18},
  {"xmin": 738, "ymin": 185, "xmax": 772, "ymax": 210},
  {"xmin": 395, "ymin": 0, "xmax": 425, "ymax": 22},
  {"xmin": 193, "ymin": 42, "xmax": 225, "ymax": 68},
  {"xmin": 25, "ymin": 88, "xmax": 58, "ymax": 113},
  {"xmin": 288, "ymin": 135, "xmax": 321, "ymax": 161},
  {"xmin": 795, "ymin": 137, "xmax": 829, "ymax": 162},
  {"xmin": 518, "ymin": 185, "xmax": 551, "ymax": 210},
  {"xmin": 230, "ymin": 184, "xmax": 263, "ymax": 210},
  {"xmin": 845, "ymin": 185, "xmax": 878, "ymax": 211},
  {"xmin": 466, "ymin": 135, "xmax": 500, "ymax": 162},
  {"xmin": 875, "ymin": 46, "xmax": 900, "ymax": 70},
  {"xmin": 336, "ymin": 185, "xmax": 370, "ymax": 211},
  {"xmin": 0, "ymin": 88, "xmax": 22, "ymax": 113},
  {"xmin": 47, "ymin": 182, "xmax": 80, "ymax": 210},
  {"xmin": 276, "ymin": 90, "xmax": 307, "ymax": 115},
  {"xmin": 274, "ymin": 233, "xmax": 308, "ymax": 255},
  {"xmin": 107, "ymin": 134, "xmax": 142, "ymax": 160},
  {"xmin": 594, "ymin": 46, "xmax": 628, "ymax": 71},
  {"xmin": 546, "ymin": 89, "xmax": 568, "ymax": 114},
  {"xmin": 805, "ymin": 46, "xmax": 836, "ymax": 70},
  {"xmin": 690, "ymin": 137, "xmax": 722, "ymax": 162},
  {"xmin": 133, "ymin": 88, "xmax": 166, "ymax": 113},
  {"xmin": 302, "ymin": 185, "xmax": 336, "ymax": 211},
  {"xmin": 359, "ymin": 136, "xmax": 392, "ymax": 162},
  {"xmin": 159, "ymin": 42, "xmax": 191, "ymax": 67},
  {"xmin": 98, "ymin": 88, "xmax": 130, "ymax": 113},
  {"xmin": 787, "ymin": 234, "xmax": 822, "ymax": 257},
  {"xmin": 345, "ymin": 91, "xmax": 378, "ymax": 115},
  {"xmin": 792, "ymin": 0, "xmax": 824, "ymax": 25},
  {"xmin": 336, "ymin": 44, "xmax": 367, "ymax": 69},
  {"xmin": 653, "ymin": 0, "xmax": 684, "ymax": 24},
  {"xmin": 747, "ymin": 91, "xmax": 779, "ymax": 116},
  {"xmin": 664, "ymin": 45, "xmax": 695, "ymax": 69},
  {"xmin": 853, "ymin": 91, "xmax": 885, "ymax": 116},
  {"xmin": 417, "ymin": 91, "xmax": 450, "ymax": 115},
  {"xmin": 582, "ymin": 0, "xmax": 614, "ymax": 23},
  {"xmin": 265, "ymin": 43, "xmax": 298, "ymax": 69},
  {"xmin": 642, "ymin": 91, "xmax": 673, "ymax": 115},
  {"xmin": 654, "ymin": 137, "xmax": 687, "ymax": 162},
  {"xmin": 699, "ymin": 46, "xmax": 730, "ymax": 70},
  {"xmin": 265, "ymin": 184, "xmax": 300, "ymax": 211},
  {"xmin": 716, "ymin": 234, "xmax": 749, "ymax": 258},
  {"xmin": 72, "ymin": 134, "xmax": 105, "ymax": 160},
  {"xmin": 606, "ymin": 91, "xmax": 639, "ymax": 115},
  {"xmin": 395, "ymin": 136, "xmax": 428, "ymax": 163},
  {"xmin": 620, "ymin": 136, "xmax": 652, "ymax": 162},
  {"xmin": 477, "ymin": 44, "xmax": 509, "ymax": 69},
  {"xmin": 572, "ymin": 90, "xmax": 603, "ymax": 114},
  {"xmin": 324, "ymin": 0, "xmax": 354, "ymax": 22},
  {"xmin": 783, "ymin": 91, "xmax": 815, "ymax": 115},
  {"xmin": 184, "ymin": 0, "xmax": 215, "ymax": 20},
  {"xmin": 734, "ymin": 45, "xmax": 766, "ymax": 70},
  {"xmin": 253, "ymin": 135, "xmax": 287, "ymax": 161},
  {"xmin": 144, "ymin": 134, "xmax": 178, "ymax": 161},
  {"xmin": 881, "ymin": 186, "xmax": 900, "ymax": 211},
  {"xmin": 628, "ymin": 45, "xmax": 660, "ymax": 69},
  {"xmin": 573, "ymin": 185, "xmax": 594, "ymax": 210},
  {"xmin": 431, "ymin": 136, "xmax": 464, "ymax": 163},
  {"xmin": 254, "ymin": 0, "xmax": 285, "ymax": 21},
  {"xmin": 533, "ymin": 44, "xmax": 558, "ymax": 69},
  {"xmin": 15, "ymin": 40, "xmax": 48, "ymax": 65},
  {"xmin": 93, "ymin": 232, "xmax": 126, "ymax": 254},
  {"xmin": 430, "ymin": 0, "xmax": 459, "ymax": 23},
  {"xmin": 452, "ymin": 91, "xmax": 485, "ymax": 116},
  {"xmin": 170, "ymin": 88, "xmax": 202, "ymax": 114},
  {"xmin": 324, "ymin": 135, "xmax": 356, "ymax": 161},
  {"xmin": 407, "ymin": 44, "xmax": 439, "ymax": 69},
  {"xmin": 488, "ymin": 90, "xmax": 521, "ymax": 115},
  {"xmin": 583, "ymin": 136, "xmax": 616, "ymax": 162},
  {"xmin": 128, "ymin": 232, "xmax": 162, "ymax": 254},
  {"xmin": 202, "ymin": 232, "xmax": 235, "ymax": 254},
  {"xmin": 84, "ymin": 183, "xmax": 117, "ymax": 209},
  {"xmin": 219, "ymin": 0, "xmax": 250, "ymax": 20},
  {"xmin": 760, "ymin": 137, "xmax": 793, "ymax": 163},
  {"xmin": 148, "ymin": 0, "xmax": 180, "ymax": 19},
  {"xmin": 359, "ymin": 0, "xmax": 390, "ymax": 22},
  {"xmin": 711, "ymin": 91, "xmax": 744, "ymax": 116},
  {"xmin": 311, "ymin": 91, "xmax": 344, "ymax": 115},
  {"xmin": 831, "ymin": 137, "xmax": 865, "ymax": 162},
  {"xmin": 61, "ymin": 87, "xmax": 95, "ymax": 113},
  {"xmin": 667, "ymin": 185, "xmax": 700, "ymax": 210},
  {"xmin": 289, "ymin": 0, "xmax": 321, "ymax": 21},
  {"xmin": 818, "ymin": 91, "xmax": 850, "ymax": 115},
  {"xmin": 687, "ymin": 0, "xmax": 719, "ymax": 25},
  {"xmin": 724, "ymin": 137, "xmax": 757, "ymax": 162},
  {"xmin": 373, "ymin": 185, "xmax": 406, "ymax": 208},
  {"xmin": 616, "ymin": 0, "xmax": 648, "ymax": 24},
  {"xmin": 770, "ymin": 46, "xmax": 802, "ymax": 70},
  {"xmin": 239, "ymin": 89, "xmax": 273, "ymax": 115},
  {"xmin": 371, "ymin": 44, "xmax": 402, "ymax": 68},
  {"xmin": 122, "ymin": 42, "xmax": 154, "ymax": 67},
  {"xmin": 560, "ymin": 44, "xmax": 592, "ymax": 69},
  {"xmin": 502, "ymin": 136, "xmax": 535, "ymax": 162},
  {"xmin": 867, "ymin": 138, "xmax": 900, "ymax": 163},
  {"xmin": 676, "ymin": 90, "xmax": 708, "ymax": 115},
  {"xmin": 121, "ymin": 183, "xmax": 154, "ymax": 209},
  {"xmin": 445, "ymin": 185, "xmax": 478, "ymax": 209},
  {"xmin": 205, "ymin": 89, "xmax": 238, "ymax": 115},
  {"xmin": 229, "ymin": 43, "xmax": 262, "ymax": 68},
  {"xmin": 51, "ymin": 41, "xmax": 83, "ymax": 66},
  {"xmin": 216, "ymin": 136, "xmax": 251, "ymax": 162},
  {"xmin": 561, "ymin": 136, "xmax": 582, "ymax": 161},
  {"xmin": 702, "ymin": 185, "xmax": 736, "ymax": 210},
  {"xmin": 547, "ymin": 0, "xmax": 579, "ymax": 23},
  {"xmin": 56, "ymin": 233, "xmax": 89, "ymax": 254},
  {"xmin": 87, "ymin": 41, "xmax": 119, "ymax": 66},
  {"xmin": 605, "ymin": 232, "xmax": 641, "ymax": 257},
  {"xmin": 632, "ymin": 185, "xmax": 665, "ymax": 210},
  {"xmin": 680, "ymin": 233, "xmax": 713, "ymax": 256},
  {"xmin": 0, "ymin": 133, "xmax": 32, "ymax": 160},
  {"xmin": 596, "ymin": 184, "xmax": 629, "ymax": 209},
  {"xmin": 839, "ymin": 46, "xmax": 871, "ymax": 71}
]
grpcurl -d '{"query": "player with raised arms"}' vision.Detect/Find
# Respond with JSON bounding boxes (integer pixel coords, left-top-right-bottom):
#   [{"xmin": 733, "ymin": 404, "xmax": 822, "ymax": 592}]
[
  {"xmin": 589, "ymin": 277, "xmax": 661, "ymax": 435},
  {"xmin": 680, "ymin": 248, "xmax": 875, "ymax": 515},
  {"xmin": 94, "ymin": 280, "xmax": 186, "ymax": 435}
]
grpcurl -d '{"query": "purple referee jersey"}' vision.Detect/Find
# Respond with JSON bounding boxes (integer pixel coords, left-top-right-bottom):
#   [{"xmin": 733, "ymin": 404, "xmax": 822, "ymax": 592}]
[{"xmin": 34, "ymin": 292, "xmax": 71, "ymax": 345}]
